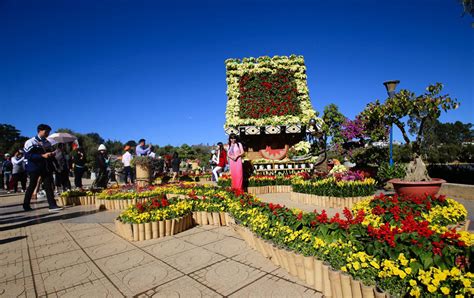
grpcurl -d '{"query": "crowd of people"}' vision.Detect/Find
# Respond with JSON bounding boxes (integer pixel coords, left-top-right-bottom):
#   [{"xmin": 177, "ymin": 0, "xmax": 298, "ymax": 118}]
[{"xmin": 1, "ymin": 124, "xmax": 245, "ymax": 212}]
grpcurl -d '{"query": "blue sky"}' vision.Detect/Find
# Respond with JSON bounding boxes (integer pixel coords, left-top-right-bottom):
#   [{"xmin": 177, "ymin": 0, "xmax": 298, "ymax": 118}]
[{"xmin": 1, "ymin": 0, "xmax": 472, "ymax": 146}]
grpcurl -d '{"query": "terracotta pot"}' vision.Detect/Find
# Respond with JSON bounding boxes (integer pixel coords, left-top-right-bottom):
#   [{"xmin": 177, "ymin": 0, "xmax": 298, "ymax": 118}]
[
  {"xmin": 351, "ymin": 279, "xmax": 363, "ymax": 298},
  {"xmin": 159, "ymin": 221, "xmax": 165, "ymax": 238},
  {"xmin": 144, "ymin": 222, "xmax": 152, "ymax": 240},
  {"xmin": 313, "ymin": 258, "xmax": 323, "ymax": 292},
  {"xmin": 389, "ymin": 178, "xmax": 446, "ymax": 197}
]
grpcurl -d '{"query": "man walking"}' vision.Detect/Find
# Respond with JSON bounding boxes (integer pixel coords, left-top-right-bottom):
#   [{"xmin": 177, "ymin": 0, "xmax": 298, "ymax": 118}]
[{"xmin": 23, "ymin": 124, "xmax": 62, "ymax": 212}]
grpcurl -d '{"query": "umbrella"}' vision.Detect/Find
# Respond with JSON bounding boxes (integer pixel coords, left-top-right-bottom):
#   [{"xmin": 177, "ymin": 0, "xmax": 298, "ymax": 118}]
[{"xmin": 47, "ymin": 132, "xmax": 78, "ymax": 144}]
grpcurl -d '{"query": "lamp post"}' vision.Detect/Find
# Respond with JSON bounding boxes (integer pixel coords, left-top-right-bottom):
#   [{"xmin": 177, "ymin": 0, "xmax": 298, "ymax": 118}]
[{"xmin": 383, "ymin": 80, "xmax": 400, "ymax": 166}]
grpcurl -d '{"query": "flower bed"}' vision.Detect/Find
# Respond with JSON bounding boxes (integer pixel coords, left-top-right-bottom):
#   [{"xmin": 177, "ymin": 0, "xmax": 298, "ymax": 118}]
[
  {"xmin": 58, "ymin": 189, "xmax": 98, "ymax": 206},
  {"xmin": 100, "ymin": 184, "xmax": 473, "ymax": 297},
  {"xmin": 291, "ymin": 177, "xmax": 377, "ymax": 198}
]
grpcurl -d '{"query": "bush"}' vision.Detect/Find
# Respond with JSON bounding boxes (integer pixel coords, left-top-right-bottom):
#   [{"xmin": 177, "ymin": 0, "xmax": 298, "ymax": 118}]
[{"xmin": 376, "ymin": 162, "xmax": 406, "ymax": 184}]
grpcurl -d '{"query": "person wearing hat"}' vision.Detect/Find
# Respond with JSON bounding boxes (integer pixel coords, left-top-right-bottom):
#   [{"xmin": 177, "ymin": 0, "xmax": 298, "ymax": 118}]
[
  {"xmin": 22, "ymin": 124, "xmax": 62, "ymax": 212},
  {"xmin": 122, "ymin": 145, "xmax": 134, "ymax": 184},
  {"xmin": 2, "ymin": 153, "xmax": 13, "ymax": 193},
  {"xmin": 11, "ymin": 150, "xmax": 27, "ymax": 193},
  {"xmin": 94, "ymin": 144, "xmax": 109, "ymax": 188}
]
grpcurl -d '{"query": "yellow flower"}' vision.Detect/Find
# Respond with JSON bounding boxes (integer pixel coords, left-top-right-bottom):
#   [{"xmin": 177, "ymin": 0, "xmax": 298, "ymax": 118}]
[
  {"xmin": 427, "ymin": 284, "xmax": 437, "ymax": 293},
  {"xmin": 404, "ymin": 267, "xmax": 412, "ymax": 275},
  {"xmin": 409, "ymin": 279, "xmax": 417, "ymax": 287},
  {"xmin": 440, "ymin": 287, "xmax": 450, "ymax": 295},
  {"xmin": 341, "ymin": 266, "xmax": 347, "ymax": 272},
  {"xmin": 353, "ymin": 262, "xmax": 360, "ymax": 270},
  {"xmin": 462, "ymin": 278, "xmax": 471, "ymax": 288},
  {"xmin": 410, "ymin": 287, "xmax": 420, "ymax": 297},
  {"xmin": 370, "ymin": 260, "xmax": 380, "ymax": 269}
]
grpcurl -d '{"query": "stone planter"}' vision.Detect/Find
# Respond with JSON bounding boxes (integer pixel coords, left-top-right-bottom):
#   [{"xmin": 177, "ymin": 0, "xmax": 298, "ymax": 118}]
[
  {"xmin": 361, "ymin": 284, "xmax": 375, "ymax": 298},
  {"xmin": 328, "ymin": 268, "xmax": 343, "ymax": 298},
  {"xmin": 290, "ymin": 192, "xmax": 373, "ymax": 209},
  {"xmin": 144, "ymin": 222, "xmax": 152, "ymax": 240},
  {"xmin": 136, "ymin": 164, "xmax": 151, "ymax": 187},
  {"xmin": 313, "ymin": 258, "xmax": 324, "ymax": 292}
]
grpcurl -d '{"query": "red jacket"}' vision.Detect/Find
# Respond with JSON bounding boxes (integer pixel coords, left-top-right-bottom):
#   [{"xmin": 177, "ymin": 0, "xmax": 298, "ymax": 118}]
[{"xmin": 217, "ymin": 149, "xmax": 227, "ymax": 167}]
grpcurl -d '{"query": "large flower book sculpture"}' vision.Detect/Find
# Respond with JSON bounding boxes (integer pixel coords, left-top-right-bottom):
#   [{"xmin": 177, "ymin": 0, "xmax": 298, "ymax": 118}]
[{"xmin": 224, "ymin": 55, "xmax": 324, "ymax": 171}]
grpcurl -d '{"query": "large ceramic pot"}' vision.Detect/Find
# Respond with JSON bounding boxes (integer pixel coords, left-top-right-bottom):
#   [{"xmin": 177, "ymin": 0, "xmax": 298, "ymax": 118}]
[{"xmin": 389, "ymin": 178, "xmax": 446, "ymax": 197}]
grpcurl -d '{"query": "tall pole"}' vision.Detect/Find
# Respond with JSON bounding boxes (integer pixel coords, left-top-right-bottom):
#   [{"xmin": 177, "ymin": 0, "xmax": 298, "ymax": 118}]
[{"xmin": 383, "ymin": 80, "xmax": 400, "ymax": 167}]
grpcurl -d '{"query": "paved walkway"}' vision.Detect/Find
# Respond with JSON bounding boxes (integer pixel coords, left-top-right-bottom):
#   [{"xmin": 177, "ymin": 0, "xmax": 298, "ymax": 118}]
[{"xmin": 0, "ymin": 193, "xmax": 321, "ymax": 297}]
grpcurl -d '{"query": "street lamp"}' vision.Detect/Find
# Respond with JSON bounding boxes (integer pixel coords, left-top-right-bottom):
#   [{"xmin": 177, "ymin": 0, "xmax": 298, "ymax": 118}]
[{"xmin": 383, "ymin": 80, "xmax": 400, "ymax": 166}]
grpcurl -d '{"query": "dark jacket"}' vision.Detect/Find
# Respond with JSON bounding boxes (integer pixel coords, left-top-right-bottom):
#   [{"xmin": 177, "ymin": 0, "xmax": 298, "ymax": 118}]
[{"xmin": 23, "ymin": 136, "xmax": 54, "ymax": 173}]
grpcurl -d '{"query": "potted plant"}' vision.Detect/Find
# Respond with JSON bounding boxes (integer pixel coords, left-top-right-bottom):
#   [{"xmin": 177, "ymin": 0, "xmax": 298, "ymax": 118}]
[
  {"xmin": 359, "ymin": 83, "xmax": 459, "ymax": 196},
  {"xmin": 132, "ymin": 156, "xmax": 153, "ymax": 187}
]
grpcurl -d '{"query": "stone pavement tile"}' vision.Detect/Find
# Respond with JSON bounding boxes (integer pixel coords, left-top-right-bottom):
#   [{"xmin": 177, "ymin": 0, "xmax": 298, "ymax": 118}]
[
  {"xmin": 209, "ymin": 226, "xmax": 240, "ymax": 237},
  {"xmin": 198, "ymin": 225, "xmax": 219, "ymax": 231},
  {"xmin": 190, "ymin": 259, "xmax": 266, "ymax": 296},
  {"xmin": 163, "ymin": 246, "xmax": 226, "ymax": 274},
  {"xmin": 73, "ymin": 230, "xmax": 121, "ymax": 248},
  {"xmin": 0, "ymin": 260, "xmax": 32, "ymax": 282},
  {"xmin": 31, "ymin": 249, "xmax": 90, "ymax": 274},
  {"xmin": 29, "ymin": 240, "xmax": 81, "ymax": 259},
  {"xmin": 95, "ymin": 249, "xmax": 156, "ymax": 274},
  {"xmin": 173, "ymin": 225, "xmax": 208, "ymax": 238},
  {"xmin": 28, "ymin": 232, "xmax": 72, "ymax": 248},
  {"xmin": 231, "ymin": 248, "xmax": 279, "ymax": 273},
  {"xmin": 27, "ymin": 223, "xmax": 65, "ymax": 237},
  {"xmin": 34, "ymin": 261, "xmax": 105, "ymax": 296},
  {"xmin": 270, "ymin": 268, "xmax": 313, "ymax": 287},
  {"xmin": 83, "ymin": 238, "xmax": 136, "ymax": 260},
  {"xmin": 0, "ymin": 276, "xmax": 35, "ymax": 297},
  {"xmin": 68, "ymin": 225, "xmax": 110, "ymax": 239},
  {"xmin": 0, "ymin": 248, "xmax": 28, "ymax": 266},
  {"xmin": 229, "ymin": 274, "xmax": 321, "ymax": 298},
  {"xmin": 109, "ymin": 260, "xmax": 183, "ymax": 296},
  {"xmin": 100, "ymin": 222, "xmax": 115, "ymax": 231},
  {"xmin": 202, "ymin": 237, "xmax": 250, "ymax": 258},
  {"xmin": 139, "ymin": 275, "xmax": 222, "ymax": 298},
  {"xmin": 180, "ymin": 230, "xmax": 226, "ymax": 247},
  {"xmin": 143, "ymin": 238, "xmax": 198, "ymax": 259},
  {"xmin": 49, "ymin": 277, "xmax": 123, "ymax": 298},
  {"xmin": 62, "ymin": 223, "xmax": 100, "ymax": 232},
  {"xmin": 130, "ymin": 235, "xmax": 174, "ymax": 248}
]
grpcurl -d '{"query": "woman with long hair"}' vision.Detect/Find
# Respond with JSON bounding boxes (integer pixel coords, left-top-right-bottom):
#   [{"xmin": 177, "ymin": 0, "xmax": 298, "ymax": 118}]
[
  {"xmin": 212, "ymin": 142, "xmax": 227, "ymax": 182},
  {"xmin": 227, "ymin": 134, "xmax": 244, "ymax": 191}
]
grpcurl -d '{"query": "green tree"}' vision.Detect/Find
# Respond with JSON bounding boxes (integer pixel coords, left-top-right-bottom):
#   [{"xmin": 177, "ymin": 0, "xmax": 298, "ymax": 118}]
[
  {"xmin": 322, "ymin": 104, "xmax": 346, "ymax": 145},
  {"xmin": 359, "ymin": 83, "xmax": 459, "ymax": 157},
  {"xmin": 0, "ymin": 124, "xmax": 28, "ymax": 154},
  {"xmin": 359, "ymin": 83, "xmax": 459, "ymax": 181}
]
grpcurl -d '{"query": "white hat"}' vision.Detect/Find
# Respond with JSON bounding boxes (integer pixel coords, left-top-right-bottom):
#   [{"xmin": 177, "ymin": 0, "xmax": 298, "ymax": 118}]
[
  {"xmin": 211, "ymin": 150, "xmax": 216, "ymax": 154},
  {"xmin": 4, "ymin": 153, "xmax": 10, "ymax": 157},
  {"xmin": 98, "ymin": 144, "xmax": 107, "ymax": 151}
]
